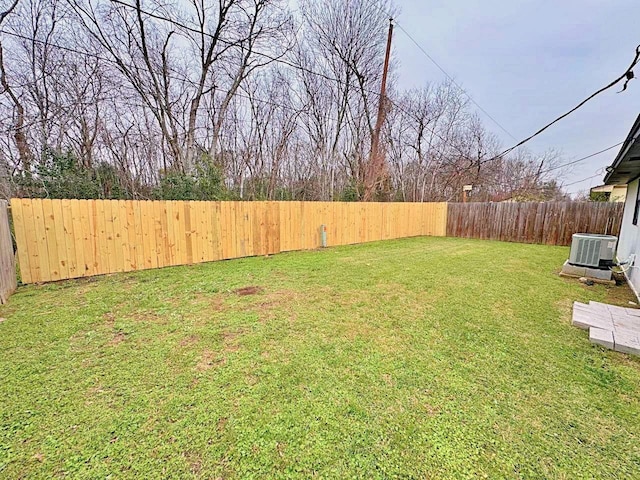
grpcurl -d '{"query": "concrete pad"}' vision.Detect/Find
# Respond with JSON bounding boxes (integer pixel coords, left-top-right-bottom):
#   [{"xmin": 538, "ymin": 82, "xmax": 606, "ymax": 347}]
[
  {"xmin": 562, "ymin": 262, "xmax": 613, "ymax": 280},
  {"xmin": 584, "ymin": 267, "xmax": 613, "ymax": 281},
  {"xmin": 562, "ymin": 261, "xmax": 587, "ymax": 277},
  {"xmin": 612, "ymin": 316, "xmax": 640, "ymax": 333},
  {"xmin": 589, "ymin": 327, "xmax": 614, "ymax": 350},
  {"xmin": 572, "ymin": 311, "xmax": 614, "ymax": 330},
  {"xmin": 573, "ymin": 309, "xmax": 612, "ymax": 323},
  {"xmin": 589, "ymin": 305, "xmax": 612, "ymax": 319},
  {"xmin": 574, "ymin": 302, "xmax": 610, "ymax": 318},
  {"xmin": 613, "ymin": 330, "xmax": 640, "ymax": 356},
  {"xmin": 624, "ymin": 308, "xmax": 640, "ymax": 317},
  {"xmin": 559, "ymin": 272, "xmax": 616, "ymax": 285},
  {"xmin": 572, "ymin": 301, "xmax": 640, "ymax": 356},
  {"xmin": 588, "ymin": 301, "xmax": 614, "ymax": 315},
  {"xmin": 588, "ymin": 301, "xmax": 610, "ymax": 308},
  {"xmin": 608, "ymin": 306, "xmax": 637, "ymax": 315},
  {"xmin": 605, "ymin": 304, "xmax": 627, "ymax": 313}
]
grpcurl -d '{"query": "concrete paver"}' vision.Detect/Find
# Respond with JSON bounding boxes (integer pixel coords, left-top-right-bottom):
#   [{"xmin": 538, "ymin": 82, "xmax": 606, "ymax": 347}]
[
  {"xmin": 572, "ymin": 302, "xmax": 640, "ymax": 357},
  {"xmin": 613, "ymin": 330, "xmax": 640, "ymax": 356},
  {"xmin": 589, "ymin": 327, "xmax": 614, "ymax": 350}
]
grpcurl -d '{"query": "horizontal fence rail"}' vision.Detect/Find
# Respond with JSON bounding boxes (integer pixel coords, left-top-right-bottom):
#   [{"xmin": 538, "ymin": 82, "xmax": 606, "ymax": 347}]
[
  {"xmin": 11, "ymin": 199, "xmax": 448, "ymax": 284},
  {"xmin": 446, "ymin": 201, "xmax": 624, "ymax": 246}
]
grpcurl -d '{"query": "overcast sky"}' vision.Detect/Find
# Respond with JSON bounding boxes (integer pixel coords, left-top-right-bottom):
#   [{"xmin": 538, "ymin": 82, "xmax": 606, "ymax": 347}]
[{"xmin": 390, "ymin": 0, "xmax": 640, "ymax": 196}]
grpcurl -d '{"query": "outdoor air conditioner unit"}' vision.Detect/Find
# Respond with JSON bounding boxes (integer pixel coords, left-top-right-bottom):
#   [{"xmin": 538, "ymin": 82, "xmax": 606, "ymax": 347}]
[{"xmin": 568, "ymin": 233, "xmax": 618, "ymax": 269}]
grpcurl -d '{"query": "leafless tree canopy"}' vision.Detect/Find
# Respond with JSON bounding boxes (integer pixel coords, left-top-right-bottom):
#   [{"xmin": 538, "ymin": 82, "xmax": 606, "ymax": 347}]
[{"xmin": 0, "ymin": 0, "xmax": 569, "ymax": 201}]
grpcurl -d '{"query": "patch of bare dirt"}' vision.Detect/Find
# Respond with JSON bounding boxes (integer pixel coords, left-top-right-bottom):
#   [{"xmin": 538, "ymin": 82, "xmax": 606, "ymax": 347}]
[
  {"xmin": 254, "ymin": 289, "xmax": 298, "ymax": 307},
  {"xmin": 234, "ymin": 286, "xmax": 263, "ymax": 296},
  {"xmin": 217, "ymin": 417, "xmax": 228, "ymax": 431},
  {"xmin": 602, "ymin": 282, "xmax": 639, "ymax": 307},
  {"xmin": 103, "ymin": 312, "xmax": 115, "ymax": 326},
  {"xmin": 109, "ymin": 332, "xmax": 126, "ymax": 346},
  {"xmin": 130, "ymin": 311, "xmax": 167, "ymax": 324},
  {"xmin": 221, "ymin": 330, "xmax": 244, "ymax": 352},
  {"xmin": 424, "ymin": 404, "xmax": 439, "ymax": 416},
  {"xmin": 196, "ymin": 349, "xmax": 225, "ymax": 371},
  {"xmin": 249, "ymin": 289, "xmax": 300, "ymax": 324},
  {"xmin": 180, "ymin": 335, "xmax": 200, "ymax": 347},
  {"xmin": 192, "ymin": 293, "xmax": 226, "ymax": 311},
  {"xmin": 183, "ymin": 452, "xmax": 202, "ymax": 475}
]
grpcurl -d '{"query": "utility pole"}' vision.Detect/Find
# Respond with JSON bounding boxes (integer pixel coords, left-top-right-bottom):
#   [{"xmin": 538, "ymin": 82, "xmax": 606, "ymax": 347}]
[{"xmin": 363, "ymin": 18, "xmax": 393, "ymax": 202}]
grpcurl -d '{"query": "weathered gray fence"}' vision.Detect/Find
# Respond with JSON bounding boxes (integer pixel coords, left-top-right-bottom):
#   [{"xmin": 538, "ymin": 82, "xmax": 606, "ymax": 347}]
[
  {"xmin": 0, "ymin": 200, "xmax": 16, "ymax": 302},
  {"xmin": 446, "ymin": 202, "xmax": 624, "ymax": 246}
]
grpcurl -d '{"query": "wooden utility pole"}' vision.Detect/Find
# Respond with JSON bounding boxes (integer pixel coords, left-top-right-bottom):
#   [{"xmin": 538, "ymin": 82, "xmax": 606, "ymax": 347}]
[{"xmin": 363, "ymin": 18, "xmax": 393, "ymax": 201}]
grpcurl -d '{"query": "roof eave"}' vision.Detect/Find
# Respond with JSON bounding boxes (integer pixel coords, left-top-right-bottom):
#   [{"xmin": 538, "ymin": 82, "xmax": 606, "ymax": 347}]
[{"xmin": 604, "ymin": 114, "xmax": 640, "ymax": 185}]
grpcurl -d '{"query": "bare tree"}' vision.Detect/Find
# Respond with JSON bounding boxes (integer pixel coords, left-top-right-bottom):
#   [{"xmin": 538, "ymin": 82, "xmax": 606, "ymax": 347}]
[{"xmin": 0, "ymin": 0, "xmax": 571, "ymax": 202}]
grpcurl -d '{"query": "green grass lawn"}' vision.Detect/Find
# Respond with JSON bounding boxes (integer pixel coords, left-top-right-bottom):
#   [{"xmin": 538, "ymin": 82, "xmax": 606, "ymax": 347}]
[{"xmin": 2, "ymin": 236, "xmax": 640, "ymax": 479}]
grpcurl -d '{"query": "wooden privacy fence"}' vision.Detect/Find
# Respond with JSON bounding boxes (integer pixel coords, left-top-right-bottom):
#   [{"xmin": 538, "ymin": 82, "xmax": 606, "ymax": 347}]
[
  {"xmin": 0, "ymin": 200, "xmax": 16, "ymax": 302},
  {"xmin": 446, "ymin": 201, "xmax": 624, "ymax": 246},
  {"xmin": 11, "ymin": 199, "xmax": 447, "ymax": 284},
  {"xmin": 9, "ymin": 198, "xmax": 626, "ymax": 286}
]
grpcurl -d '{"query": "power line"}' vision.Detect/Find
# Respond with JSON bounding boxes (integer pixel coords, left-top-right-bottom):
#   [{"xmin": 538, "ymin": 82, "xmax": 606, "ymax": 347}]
[
  {"xmin": 113, "ymin": 0, "xmax": 640, "ymax": 169},
  {"xmin": 0, "ymin": 30, "xmax": 318, "ymax": 119},
  {"xmin": 478, "ymin": 172, "xmax": 601, "ymax": 198},
  {"xmin": 376, "ymin": 3, "xmax": 639, "ymax": 166},
  {"xmin": 505, "ymin": 141, "xmax": 623, "ymax": 182},
  {"xmin": 540, "ymin": 142, "xmax": 623, "ymax": 174},
  {"xmin": 471, "ymin": 142, "xmax": 622, "ymax": 193},
  {"xmin": 5, "ymin": 6, "xmax": 630, "ymax": 190},
  {"xmin": 488, "ymin": 44, "xmax": 640, "ymax": 162},
  {"xmin": 386, "ymin": 10, "xmax": 638, "ymax": 160},
  {"xmin": 105, "ymin": 0, "xmax": 479, "ymax": 159},
  {"xmin": 111, "ymin": 0, "xmax": 554, "ymax": 175},
  {"xmin": 393, "ymin": 20, "xmax": 519, "ymax": 142},
  {"xmin": 562, "ymin": 172, "xmax": 601, "ymax": 188},
  {"xmin": 0, "ymin": 30, "xmax": 620, "ymax": 190}
]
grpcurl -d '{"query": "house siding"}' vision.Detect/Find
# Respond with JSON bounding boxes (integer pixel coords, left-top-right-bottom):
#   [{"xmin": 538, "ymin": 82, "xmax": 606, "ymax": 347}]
[
  {"xmin": 611, "ymin": 186, "xmax": 628, "ymax": 203},
  {"xmin": 617, "ymin": 178, "xmax": 640, "ymax": 298}
]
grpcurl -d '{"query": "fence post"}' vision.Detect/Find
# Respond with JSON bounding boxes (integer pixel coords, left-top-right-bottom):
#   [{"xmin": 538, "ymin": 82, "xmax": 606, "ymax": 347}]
[{"xmin": 0, "ymin": 200, "xmax": 16, "ymax": 303}]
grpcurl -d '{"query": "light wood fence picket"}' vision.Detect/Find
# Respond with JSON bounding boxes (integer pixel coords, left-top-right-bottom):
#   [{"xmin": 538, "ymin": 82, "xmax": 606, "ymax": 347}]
[{"xmin": 11, "ymin": 199, "xmax": 447, "ymax": 283}]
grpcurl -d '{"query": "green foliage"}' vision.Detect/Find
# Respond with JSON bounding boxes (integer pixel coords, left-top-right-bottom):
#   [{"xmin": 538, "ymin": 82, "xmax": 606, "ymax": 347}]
[
  {"xmin": 13, "ymin": 150, "xmax": 233, "ymax": 201},
  {"xmin": 339, "ymin": 182, "xmax": 362, "ymax": 202},
  {"xmin": 14, "ymin": 148, "xmax": 129, "ymax": 199},
  {"xmin": 243, "ymin": 177, "xmax": 270, "ymax": 200},
  {"xmin": 154, "ymin": 159, "xmax": 231, "ymax": 201},
  {"xmin": 1, "ymin": 238, "xmax": 639, "ymax": 478},
  {"xmin": 273, "ymin": 187, "xmax": 293, "ymax": 201},
  {"xmin": 154, "ymin": 171, "xmax": 199, "ymax": 200},
  {"xmin": 590, "ymin": 191, "xmax": 611, "ymax": 202}
]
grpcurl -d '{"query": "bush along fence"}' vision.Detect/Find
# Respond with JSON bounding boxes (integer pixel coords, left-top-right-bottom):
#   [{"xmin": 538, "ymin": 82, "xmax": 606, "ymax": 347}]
[
  {"xmin": 11, "ymin": 199, "xmax": 447, "ymax": 284},
  {"xmin": 5, "ymin": 199, "xmax": 624, "ymax": 287}
]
